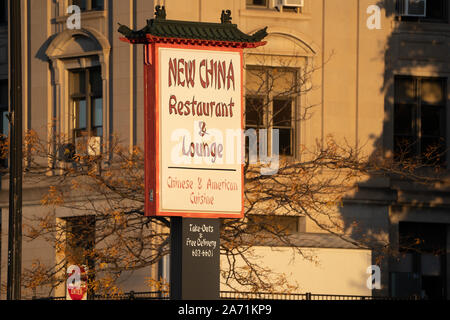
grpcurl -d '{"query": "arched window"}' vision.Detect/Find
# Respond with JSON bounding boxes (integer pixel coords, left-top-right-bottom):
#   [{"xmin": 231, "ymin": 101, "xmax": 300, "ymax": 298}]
[
  {"xmin": 46, "ymin": 28, "xmax": 110, "ymax": 158},
  {"xmin": 244, "ymin": 28, "xmax": 317, "ymax": 159}
]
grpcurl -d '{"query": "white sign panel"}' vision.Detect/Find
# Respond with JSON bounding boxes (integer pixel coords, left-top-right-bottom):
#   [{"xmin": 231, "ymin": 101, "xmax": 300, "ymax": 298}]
[{"xmin": 158, "ymin": 47, "xmax": 243, "ymax": 217}]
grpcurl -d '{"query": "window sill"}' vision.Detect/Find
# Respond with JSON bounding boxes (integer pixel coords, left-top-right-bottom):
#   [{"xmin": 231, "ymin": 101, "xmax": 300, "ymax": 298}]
[
  {"xmin": 395, "ymin": 15, "xmax": 448, "ymax": 23},
  {"xmin": 392, "ymin": 18, "xmax": 450, "ymax": 34},
  {"xmin": 239, "ymin": 8, "xmax": 311, "ymax": 21},
  {"xmin": 54, "ymin": 10, "xmax": 107, "ymax": 24}
]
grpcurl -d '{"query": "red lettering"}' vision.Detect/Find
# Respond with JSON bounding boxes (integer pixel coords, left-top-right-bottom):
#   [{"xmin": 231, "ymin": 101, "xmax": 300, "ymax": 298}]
[
  {"xmin": 229, "ymin": 98, "xmax": 234, "ymax": 117},
  {"xmin": 168, "ymin": 58, "xmax": 177, "ymax": 87},
  {"xmin": 169, "ymin": 95, "xmax": 177, "ymax": 114},
  {"xmin": 177, "ymin": 101, "xmax": 184, "ymax": 115},
  {"xmin": 177, "ymin": 59, "xmax": 185, "ymax": 87},
  {"xmin": 227, "ymin": 60, "xmax": 235, "ymax": 91},
  {"xmin": 191, "ymin": 97, "xmax": 197, "ymax": 116},
  {"xmin": 186, "ymin": 60, "xmax": 195, "ymax": 88},
  {"xmin": 199, "ymin": 60, "xmax": 207, "ymax": 88},
  {"xmin": 184, "ymin": 101, "xmax": 191, "ymax": 116},
  {"xmin": 217, "ymin": 61, "xmax": 226, "ymax": 90},
  {"xmin": 215, "ymin": 103, "xmax": 222, "ymax": 117},
  {"xmin": 222, "ymin": 102, "xmax": 228, "ymax": 117},
  {"xmin": 212, "ymin": 60, "xmax": 217, "ymax": 89},
  {"xmin": 196, "ymin": 102, "xmax": 203, "ymax": 116},
  {"xmin": 205, "ymin": 60, "xmax": 214, "ymax": 88},
  {"xmin": 198, "ymin": 59, "xmax": 235, "ymax": 90},
  {"xmin": 203, "ymin": 102, "xmax": 210, "ymax": 117}
]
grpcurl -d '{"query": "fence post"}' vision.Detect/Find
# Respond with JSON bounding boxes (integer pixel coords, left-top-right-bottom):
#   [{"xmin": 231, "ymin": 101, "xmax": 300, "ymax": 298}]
[
  {"xmin": 306, "ymin": 292, "xmax": 311, "ymax": 300},
  {"xmin": 129, "ymin": 291, "xmax": 135, "ymax": 300}
]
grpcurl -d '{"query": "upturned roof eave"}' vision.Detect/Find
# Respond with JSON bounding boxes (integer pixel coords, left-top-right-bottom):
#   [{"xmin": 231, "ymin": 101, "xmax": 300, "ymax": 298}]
[
  {"xmin": 118, "ymin": 15, "xmax": 268, "ymax": 48},
  {"xmin": 120, "ymin": 34, "xmax": 267, "ymax": 49}
]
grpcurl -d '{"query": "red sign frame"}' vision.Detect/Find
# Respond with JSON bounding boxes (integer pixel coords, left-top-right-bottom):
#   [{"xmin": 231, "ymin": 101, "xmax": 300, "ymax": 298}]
[{"xmin": 143, "ymin": 42, "xmax": 245, "ymax": 218}]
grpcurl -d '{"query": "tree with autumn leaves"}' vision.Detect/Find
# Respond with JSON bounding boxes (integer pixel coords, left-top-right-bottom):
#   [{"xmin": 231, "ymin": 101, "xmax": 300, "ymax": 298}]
[{"xmin": 0, "ymin": 57, "xmax": 446, "ymax": 298}]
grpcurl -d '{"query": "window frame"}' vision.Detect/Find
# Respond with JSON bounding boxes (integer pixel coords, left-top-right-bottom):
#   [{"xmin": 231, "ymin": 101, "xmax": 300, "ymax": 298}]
[
  {"xmin": 272, "ymin": 97, "xmax": 294, "ymax": 156},
  {"xmin": 69, "ymin": 66, "xmax": 103, "ymax": 141},
  {"xmin": 246, "ymin": 214, "xmax": 304, "ymax": 234},
  {"xmin": 65, "ymin": 215, "xmax": 96, "ymax": 299},
  {"xmin": 393, "ymin": 75, "xmax": 447, "ymax": 165},
  {"xmin": 246, "ymin": 0, "xmax": 305, "ymax": 13},
  {"xmin": 396, "ymin": 221, "xmax": 447, "ymax": 299},
  {"xmin": 246, "ymin": 0, "xmax": 270, "ymax": 9},
  {"xmin": 0, "ymin": 0, "xmax": 7, "ymax": 25},
  {"xmin": 396, "ymin": 0, "xmax": 449, "ymax": 23},
  {"xmin": 245, "ymin": 66, "xmax": 297, "ymax": 158}
]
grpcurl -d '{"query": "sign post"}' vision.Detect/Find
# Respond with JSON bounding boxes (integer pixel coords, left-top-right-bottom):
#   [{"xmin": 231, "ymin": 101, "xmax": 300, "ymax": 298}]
[
  {"xmin": 170, "ymin": 218, "xmax": 220, "ymax": 299},
  {"xmin": 119, "ymin": 6, "xmax": 267, "ymax": 299}
]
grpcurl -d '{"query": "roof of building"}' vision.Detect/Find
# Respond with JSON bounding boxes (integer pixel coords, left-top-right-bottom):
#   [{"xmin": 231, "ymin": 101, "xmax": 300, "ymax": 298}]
[
  {"xmin": 290, "ymin": 233, "xmax": 364, "ymax": 249},
  {"xmin": 118, "ymin": 6, "xmax": 267, "ymax": 48},
  {"xmin": 249, "ymin": 232, "xmax": 367, "ymax": 250}
]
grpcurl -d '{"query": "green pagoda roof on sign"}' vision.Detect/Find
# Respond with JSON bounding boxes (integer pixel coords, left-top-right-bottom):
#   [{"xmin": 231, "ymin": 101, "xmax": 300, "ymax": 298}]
[{"xmin": 118, "ymin": 6, "xmax": 267, "ymax": 48}]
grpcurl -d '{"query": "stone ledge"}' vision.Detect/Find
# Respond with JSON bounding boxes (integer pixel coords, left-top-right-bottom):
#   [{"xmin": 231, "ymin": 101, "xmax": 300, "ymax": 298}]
[
  {"xmin": 53, "ymin": 10, "xmax": 107, "ymax": 24},
  {"xmin": 239, "ymin": 9, "xmax": 311, "ymax": 21}
]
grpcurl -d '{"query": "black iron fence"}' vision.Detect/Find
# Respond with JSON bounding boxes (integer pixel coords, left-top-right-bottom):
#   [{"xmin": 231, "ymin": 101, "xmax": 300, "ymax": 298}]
[
  {"xmin": 221, "ymin": 291, "xmax": 418, "ymax": 300},
  {"xmin": 34, "ymin": 290, "xmax": 419, "ymax": 301}
]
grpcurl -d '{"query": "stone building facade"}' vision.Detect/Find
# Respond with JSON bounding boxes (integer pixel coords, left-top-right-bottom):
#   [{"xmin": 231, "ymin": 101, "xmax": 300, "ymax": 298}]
[{"xmin": 0, "ymin": 0, "xmax": 448, "ymax": 299}]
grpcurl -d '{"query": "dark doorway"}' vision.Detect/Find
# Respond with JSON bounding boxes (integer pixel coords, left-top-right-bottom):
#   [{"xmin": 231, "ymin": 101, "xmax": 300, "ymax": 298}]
[{"xmin": 397, "ymin": 222, "xmax": 447, "ymax": 300}]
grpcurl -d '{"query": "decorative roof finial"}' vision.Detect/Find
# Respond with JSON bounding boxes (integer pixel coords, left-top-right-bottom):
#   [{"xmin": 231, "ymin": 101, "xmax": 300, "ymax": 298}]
[
  {"xmin": 155, "ymin": 5, "xmax": 166, "ymax": 20},
  {"xmin": 221, "ymin": 10, "xmax": 232, "ymax": 24}
]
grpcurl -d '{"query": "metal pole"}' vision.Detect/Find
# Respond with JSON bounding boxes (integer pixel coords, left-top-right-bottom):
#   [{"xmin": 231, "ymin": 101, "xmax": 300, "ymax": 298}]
[
  {"xmin": 7, "ymin": 0, "xmax": 23, "ymax": 300},
  {"xmin": 169, "ymin": 217, "xmax": 182, "ymax": 300}
]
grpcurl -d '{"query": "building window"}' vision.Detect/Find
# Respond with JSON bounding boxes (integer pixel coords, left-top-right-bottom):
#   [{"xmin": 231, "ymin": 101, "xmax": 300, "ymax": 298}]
[
  {"xmin": 245, "ymin": 67, "xmax": 296, "ymax": 157},
  {"xmin": 273, "ymin": 98, "xmax": 293, "ymax": 156},
  {"xmin": 247, "ymin": 215, "xmax": 306, "ymax": 234},
  {"xmin": 397, "ymin": 0, "xmax": 448, "ymax": 23},
  {"xmin": 66, "ymin": 215, "xmax": 95, "ymax": 267},
  {"xmin": 246, "ymin": 0, "xmax": 304, "ymax": 13},
  {"xmin": 394, "ymin": 76, "xmax": 447, "ymax": 165},
  {"xmin": 0, "ymin": 0, "xmax": 7, "ymax": 25},
  {"xmin": 157, "ymin": 252, "xmax": 170, "ymax": 296},
  {"xmin": 245, "ymin": 95, "xmax": 264, "ymax": 157},
  {"xmin": 392, "ymin": 222, "xmax": 447, "ymax": 299},
  {"xmin": 69, "ymin": 67, "xmax": 103, "ymax": 140},
  {"xmin": 246, "ymin": 0, "xmax": 269, "ymax": 8},
  {"xmin": 65, "ymin": 215, "xmax": 95, "ymax": 297},
  {"xmin": 71, "ymin": 0, "xmax": 104, "ymax": 11}
]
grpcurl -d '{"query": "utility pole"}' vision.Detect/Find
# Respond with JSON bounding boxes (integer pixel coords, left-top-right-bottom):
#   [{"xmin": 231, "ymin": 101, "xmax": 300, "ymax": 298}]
[{"xmin": 7, "ymin": 0, "xmax": 23, "ymax": 300}]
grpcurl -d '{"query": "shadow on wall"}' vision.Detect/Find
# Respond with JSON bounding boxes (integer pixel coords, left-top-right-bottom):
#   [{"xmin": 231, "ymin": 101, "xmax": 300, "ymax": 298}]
[{"xmin": 338, "ymin": 0, "xmax": 449, "ymax": 299}]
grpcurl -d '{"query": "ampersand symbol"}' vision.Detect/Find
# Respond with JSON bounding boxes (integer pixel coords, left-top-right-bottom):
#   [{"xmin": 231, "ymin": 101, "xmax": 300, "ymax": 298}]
[
  {"xmin": 198, "ymin": 178, "xmax": 202, "ymax": 189},
  {"xmin": 198, "ymin": 121, "xmax": 208, "ymax": 137}
]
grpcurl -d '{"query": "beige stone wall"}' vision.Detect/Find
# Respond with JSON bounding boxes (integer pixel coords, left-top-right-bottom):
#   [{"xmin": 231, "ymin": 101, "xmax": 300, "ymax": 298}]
[
  {"xmin": 0, "ymin": 0, "xmax": 448, "ymax": 298},
  {"xmin": 220, "ymin": 246, "xmax": 373, "ymax": 296}
]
